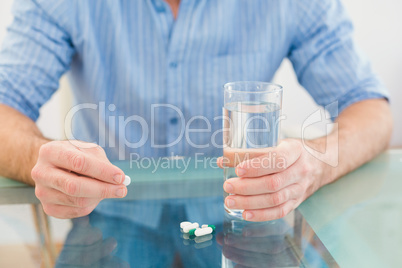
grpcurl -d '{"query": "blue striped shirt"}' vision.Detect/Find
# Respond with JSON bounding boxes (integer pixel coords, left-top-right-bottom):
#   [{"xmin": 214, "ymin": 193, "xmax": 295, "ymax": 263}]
[
  {"xmin": 0, "ymin": 0, "xmax": 388, "ymax": 160},
  {"xmin": 0, "ymin": 0, "xmax": 388, "ymax": 226}
]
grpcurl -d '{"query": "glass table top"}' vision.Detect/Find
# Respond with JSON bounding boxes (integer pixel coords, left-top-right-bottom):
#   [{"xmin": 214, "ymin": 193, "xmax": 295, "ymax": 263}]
[
  {"xmin": 54, "ymin": 207, "xmax": 335, "ymax": 268},
  {"xmin": 298, "ymin": 150, "xmax": 402, "ymax": 268},
  {"xmin": 0, "ymin": 149, "xmax": 401, "ymax": 267}
]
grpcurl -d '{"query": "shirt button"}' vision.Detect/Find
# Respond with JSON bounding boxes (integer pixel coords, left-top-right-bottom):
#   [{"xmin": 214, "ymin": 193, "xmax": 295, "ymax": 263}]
[
  {"xmin": 153, "ymin": 0, "xmax": 165, "ymax": 12},
  {"xmin": 155, "ymin": 6, "xmax": 165, "ymax": 12},
  {"xmin": 170, "ymin": 117, "xmax": 178, "ymax": 125},
  {"xmin": 169, "ymin": 62, "xmax": 178, "ymax": 68}
]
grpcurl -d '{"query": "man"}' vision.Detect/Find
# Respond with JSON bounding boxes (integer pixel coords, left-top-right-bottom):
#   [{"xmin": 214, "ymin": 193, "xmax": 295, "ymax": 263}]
[{"xmin": 0, "ymin": 0, "xmax": 392, "ymax": 222}]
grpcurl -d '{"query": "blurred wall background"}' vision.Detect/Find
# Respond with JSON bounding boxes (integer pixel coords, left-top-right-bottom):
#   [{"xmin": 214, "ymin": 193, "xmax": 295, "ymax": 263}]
[{"xmin": 0, "ymin": 0, "xmax": 401, "ymax": 145}]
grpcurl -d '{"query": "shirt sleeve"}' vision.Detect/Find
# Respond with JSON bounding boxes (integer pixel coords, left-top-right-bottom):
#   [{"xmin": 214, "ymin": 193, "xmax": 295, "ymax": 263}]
[
  {"xmin": 0, "ymin": 0, "xmax": 75, "ymax": 121},
  {"xmin": 288, "ymin": 0, "xmax": 389, "ymax": 118}
]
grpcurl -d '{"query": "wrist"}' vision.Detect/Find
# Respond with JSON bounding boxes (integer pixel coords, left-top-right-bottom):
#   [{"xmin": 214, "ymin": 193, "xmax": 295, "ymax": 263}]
[
  {"xmin": 303, "ymin": 137, "xmax": 338, "ymax": 187},
  {"xmin": 25, "ymin": 137, "xmax": 51, "ymax": 185}
]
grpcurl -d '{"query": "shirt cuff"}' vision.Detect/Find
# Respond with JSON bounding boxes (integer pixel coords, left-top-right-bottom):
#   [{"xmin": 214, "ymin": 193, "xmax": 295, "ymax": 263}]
[
  {"xmin": 326, "ymin": 87, "xmax": 389, "ymax": 119},
  {"xmin": 0, "ymin": 87, "xmax": 39, "ymax": 121}
]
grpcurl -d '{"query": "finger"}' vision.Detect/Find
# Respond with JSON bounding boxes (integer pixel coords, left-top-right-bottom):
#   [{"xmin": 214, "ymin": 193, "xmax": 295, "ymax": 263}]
[
  {"xmin": 225, "ymin": 184, "xmax": 301, "ymax": 210},
  {"xmin": 68, "ymin": 140, "xmax": 108, "ymax": 158},
  {"xmin": 223, "ymin": 170, "xmax": 299, "ymax": 195},
  {"xmin": 38, "ymin": 168, "xmax": 127, "ymax": 199},
  {"xmin": 36, "ymin": 187, "xmax": 99, "ymax": 208},
  {"xmin": 217, "ymin": 157, "xmax": 224, "ymax": 169},
  {"xmin": 40, "ymin": 143, "xmax": 125, "ymax": 184},
  {"xmin": 242, "ymin": 200, "xmax": 298, "ymax": 222},
  {"xmin": 235, "ymin": 139, "xmax": 303, "ymax": 178},
  {"xmin": 223, "ymin": 148, "xmax": 268, "ymax": 168},
  {"xmin": 42, "ymin": 203, "xmax": 96, "ymax": 219}
]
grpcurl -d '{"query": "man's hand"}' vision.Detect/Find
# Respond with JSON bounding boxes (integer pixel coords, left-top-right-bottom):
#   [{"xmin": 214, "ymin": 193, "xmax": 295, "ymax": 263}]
[
  {"xmin": 217, "ymin": 99, "xmax": 392, "ymax": 222},
  {"xmin": 32, "ymin": 140, "xmax": 127, "ymax": 219},
  {"xmin": 218, "ymin": 139, "xmax": 326, "ymax": 222}
]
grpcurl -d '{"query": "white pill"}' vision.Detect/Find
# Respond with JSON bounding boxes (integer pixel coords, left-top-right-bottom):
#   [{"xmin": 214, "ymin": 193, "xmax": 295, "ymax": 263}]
[
  {"xmin": 180, "ymin": 221, "xmax": 192, "ymax": 229},
  {"xmin": 123, "ymin": 175, "xmax": 131, "ymax": 186},
  {"xmin": 201, "ymin": 224, "xmax": 208, "ymax": 228},
  {"xmin": 195, "ymin": 227, "xmax": 213, "ymax": 237},
  {"xmin": 183, "ymin": 223, "xmax": 199, "ymax": 233}
]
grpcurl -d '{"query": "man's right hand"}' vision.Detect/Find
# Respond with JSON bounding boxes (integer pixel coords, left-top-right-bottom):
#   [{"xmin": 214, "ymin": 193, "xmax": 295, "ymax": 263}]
[{"xmin": 31, "ymin": 140, "xmax": 127, "ymax": 219}]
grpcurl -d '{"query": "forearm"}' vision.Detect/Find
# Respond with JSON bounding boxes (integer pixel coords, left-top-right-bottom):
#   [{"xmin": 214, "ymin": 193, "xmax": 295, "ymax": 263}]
[
  {"xmin": 220, "ymin": 98, "xmax": 392, "ymax": 222},
  {"xmin": 309, "ymin": 99, "xmax": 393, "ymax": 186},
  {"xmin": 0, "ymin": 104, "xmax": 50, "ymax": 185}
]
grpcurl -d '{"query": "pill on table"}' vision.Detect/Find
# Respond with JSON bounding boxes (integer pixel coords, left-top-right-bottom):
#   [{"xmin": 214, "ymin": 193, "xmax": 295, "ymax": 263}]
[
  {"xmin": 188, "ymin": 228, "xmax": 200, "ymax": 236},
  {"xmin": 183, "ymin": 223, "xmax": 199, "ymax": 233},
  {"xmin": 123, "ymin": 175, "xmax": 131, "ymax": 186},
  {"xmin": 180, "ymin": 221, "xmax": 192, "ymax": 229},
  {"xmin": 202, "ymin": 224, "xmax": 215, "ymax": 231},
  {"xmin": 195, "ymin": 227, "xmax": 213, "ymax": 237}
]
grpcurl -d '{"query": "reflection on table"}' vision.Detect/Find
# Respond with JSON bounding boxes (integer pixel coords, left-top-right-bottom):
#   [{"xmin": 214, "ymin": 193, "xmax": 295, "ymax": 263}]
[
  {"xmin": 56, "ymin": 197, "xmax": 337, "ymax": 267},
  {"xmin": 3, "ymin": 150, "xmax": 401, "ymax": 267}
]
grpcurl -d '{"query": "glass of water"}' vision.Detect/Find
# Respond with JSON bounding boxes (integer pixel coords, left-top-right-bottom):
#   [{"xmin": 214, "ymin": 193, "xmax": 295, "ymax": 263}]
[{"xmin": 223, "ymin": 81, "xmax": 283, "ymax": 218}]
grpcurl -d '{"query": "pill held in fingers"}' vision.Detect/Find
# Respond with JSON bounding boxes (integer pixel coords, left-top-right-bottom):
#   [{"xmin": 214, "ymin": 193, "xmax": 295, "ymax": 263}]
[{"xmin": 123, "ymin": 175, "xmax": 131, "ymax": 186}]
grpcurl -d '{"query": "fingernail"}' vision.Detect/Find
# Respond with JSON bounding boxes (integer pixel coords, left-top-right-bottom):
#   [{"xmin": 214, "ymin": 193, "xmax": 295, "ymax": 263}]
[
  {"xmin": 226, "ymin": 198, "xmax": 235, "ymax": 208},
  {"xmin": 244, "ymin": 211, "xmax": 254, "ymax": 220},
  {"xmin": 115, "ymin": 188, "xmax": 126, "ymax": 197},
  {"xmin": 224, "ymin": 182, "xmax": 234, "ymax": 193},
  {"xmin": 236, "ymin": 168, "xmax": 246, "ymax": 176},
  {"xmin": 113, "ymin": 174, "xmax": 123, "ymax": 184}
]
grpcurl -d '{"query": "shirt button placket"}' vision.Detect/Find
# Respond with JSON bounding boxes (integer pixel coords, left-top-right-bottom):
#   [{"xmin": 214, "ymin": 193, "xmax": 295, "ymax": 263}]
[
  {"xmin": 165, "ymin": 0, "xmax": 193, "ymax": 156},
  {"xmin": 166, "ymin": 56, "xmax": 178, "ymax": 155}
]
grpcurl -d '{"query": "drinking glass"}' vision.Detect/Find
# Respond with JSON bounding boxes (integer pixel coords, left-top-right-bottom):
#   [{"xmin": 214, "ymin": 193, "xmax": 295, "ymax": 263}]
[{"xmin": 223, "ymin": 81, "xmax": 283, "ymax": 218}]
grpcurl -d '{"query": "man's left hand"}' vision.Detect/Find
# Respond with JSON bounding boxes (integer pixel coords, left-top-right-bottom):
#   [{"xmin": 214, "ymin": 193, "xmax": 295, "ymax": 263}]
[{"xmin": 218, "ymin": 139, "xmax": 327, "ymax": 221}]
